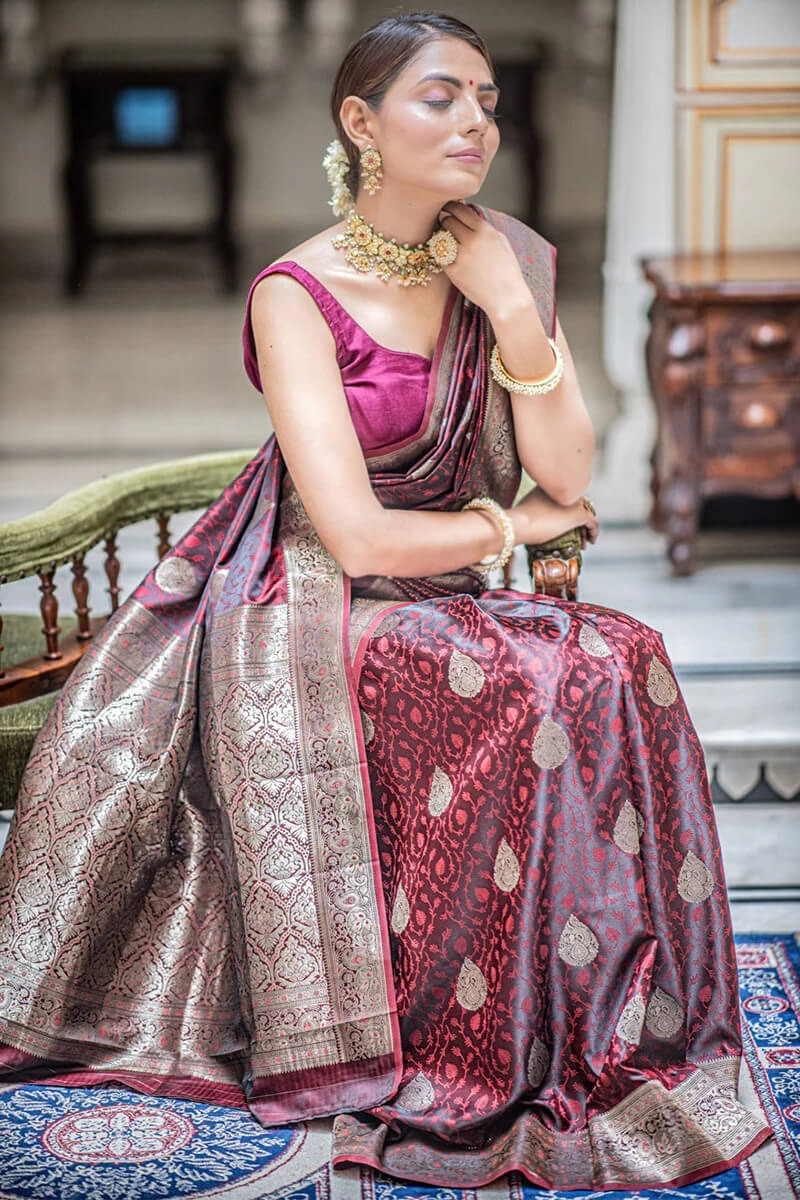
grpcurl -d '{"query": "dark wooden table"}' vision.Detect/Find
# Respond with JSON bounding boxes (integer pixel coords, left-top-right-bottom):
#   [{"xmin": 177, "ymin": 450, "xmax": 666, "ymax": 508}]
[
  {"xmin": 641, "ymin": 251, "xmax": 800, "ymax": 573},
  {"xmin": 60, "ymin": 43, "xmax": 238, "ymax": 295}
]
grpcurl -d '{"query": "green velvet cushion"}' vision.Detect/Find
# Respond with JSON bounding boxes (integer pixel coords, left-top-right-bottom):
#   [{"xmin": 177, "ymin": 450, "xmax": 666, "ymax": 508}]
[
  {"xmin": 0, "ymin": 690, "xmax": 59, "ymax": 809},
  {"xmin": 0, "ymin": 613, "xmax": 76, "ymax": 808}
]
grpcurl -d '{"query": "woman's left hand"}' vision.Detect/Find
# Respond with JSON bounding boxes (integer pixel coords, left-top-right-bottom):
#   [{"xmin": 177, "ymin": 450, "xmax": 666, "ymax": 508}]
[{"xmin": 437, "ymin": 201, "xmax": 532, "ymax": 319}]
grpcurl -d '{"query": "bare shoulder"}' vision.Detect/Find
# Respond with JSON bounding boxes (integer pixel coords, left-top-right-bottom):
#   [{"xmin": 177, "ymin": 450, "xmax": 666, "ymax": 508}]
[
  {"xmin": 264, "ymin": 223, "xmax": 344, "ymax": 280},
  {"xmin": 251, "ymin": 223, "xmax": 342, "ymax": 308},
  {"xmin": 250, "ymin": 225, "xmax": 344, "ymax": 347}
]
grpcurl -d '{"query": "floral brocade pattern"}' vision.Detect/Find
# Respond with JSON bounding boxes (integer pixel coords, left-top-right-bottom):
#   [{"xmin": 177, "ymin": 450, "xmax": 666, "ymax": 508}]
[{"xmin": 332, "ymin": 596, "xmax": 769, "ymax": 1184}]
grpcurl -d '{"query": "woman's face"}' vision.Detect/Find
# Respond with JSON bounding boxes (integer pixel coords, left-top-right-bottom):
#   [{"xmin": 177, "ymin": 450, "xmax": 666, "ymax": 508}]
[{"xmin": 358, "ymin": 36, "xmax": 501, "ymax": 201}]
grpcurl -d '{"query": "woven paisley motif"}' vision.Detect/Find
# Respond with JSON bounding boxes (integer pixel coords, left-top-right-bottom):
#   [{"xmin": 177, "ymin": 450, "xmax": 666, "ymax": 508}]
[
  {"xmin": 645, "ymin": 986, "xmax": 684, "ymax": 1040},
  {"xmin": 154, "ymin": 556, "xmax": 199, "ymax": 597},
  {"xmin": 558, "ymin": 913, "xmax": 599, "ymax": 966},
  {"xmin": 526, "ymin": 1037, "xmax": 550, "ymax": 1089},
  {"xmin": 647, "ymin": 656, "xmax": 678, "ymax": 707},
  {"xmin": 493, "ymin": 837, "xmax": 521, "ymax": 892},
  {"xmin": 578, "ymin": 623, "xmax": 612, "ymax": 657},
  {"xmin": 532, "ymin": 715, "xmax": 570, "ymax": 769},
  {"xmin": 209, "ymin": 568, "xmax": 228, "ymax": 600},
  {"xmin": 616, "ymin": 993, "xmax": 646, "ymax": 1045},
  {"xmin": 447, "ymin": 650, "xmax": 486, "ymax": 698},
  {"xmin": 360, "ymin": 709, "xmax": 375, "ymax": 746},
  {"xmin": 391, "ymin": 883, "xmax": 410, "ymax": 935},
  {"xmin": 374, "ymin": 611, "xmax": 402, "ymax": 637},
  {"xmin": 456, "ymin": 957, "xmax": 488, "ymax": 1011},
  {"xmin": 428, "ymin": 765, "xmax": 453, "ymax": 817},
  {"xmin": 678, "ymin": 851, "xmax": 715, "ymax": 902},
  {"xmin": 396, "ymin": 1072, "xmax": 435, "ymax": 1112},
  {"xmin": 613, "ymin": 799, "xmax": 641, "ymax": 855}
]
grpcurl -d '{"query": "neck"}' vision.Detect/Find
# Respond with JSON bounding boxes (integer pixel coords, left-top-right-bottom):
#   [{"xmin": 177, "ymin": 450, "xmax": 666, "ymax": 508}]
[{"xmin": 352, "ymin": 187, "xmax": 445, "ymax": 247}]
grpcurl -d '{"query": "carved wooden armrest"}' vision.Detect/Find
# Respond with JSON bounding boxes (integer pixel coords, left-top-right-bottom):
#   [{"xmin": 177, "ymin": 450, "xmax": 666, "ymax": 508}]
[
  {"xmin": 527, "ymin": 529, "xmax": 583, "ymax": 600},
  {"xmin": 501, "ymin": 529, "xmax": 584, "ymax": 600}
]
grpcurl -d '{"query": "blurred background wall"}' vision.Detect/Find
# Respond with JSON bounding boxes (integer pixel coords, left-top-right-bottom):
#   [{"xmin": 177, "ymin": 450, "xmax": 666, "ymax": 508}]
[{"xmin": 0, "ymin": 0, "xmax": 613, "ymax": 277}]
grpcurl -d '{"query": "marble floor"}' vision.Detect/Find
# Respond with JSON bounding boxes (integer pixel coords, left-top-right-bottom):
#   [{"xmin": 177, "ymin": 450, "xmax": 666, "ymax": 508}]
[{"xmin": 1, "ymin": 246, "xmax": 799, "ymax": 929}]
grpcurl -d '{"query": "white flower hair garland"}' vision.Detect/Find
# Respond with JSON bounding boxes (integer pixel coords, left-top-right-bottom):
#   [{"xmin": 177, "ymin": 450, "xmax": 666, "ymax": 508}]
[{"xmin": 323, "ymin": 138, "xmax": 356, "ymax": 217}]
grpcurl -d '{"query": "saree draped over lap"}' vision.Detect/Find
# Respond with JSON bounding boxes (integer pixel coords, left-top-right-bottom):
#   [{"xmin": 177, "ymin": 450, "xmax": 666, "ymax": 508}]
[{"xmin": 0, "ymin": 206, "xmax": 770, "ymax": 1190}]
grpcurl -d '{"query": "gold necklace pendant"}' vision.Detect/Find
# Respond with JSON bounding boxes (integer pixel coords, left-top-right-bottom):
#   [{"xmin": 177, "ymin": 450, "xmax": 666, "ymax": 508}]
[{"xmin": 331, "ymin": 210, "xmax": 442, "ymax": 288}]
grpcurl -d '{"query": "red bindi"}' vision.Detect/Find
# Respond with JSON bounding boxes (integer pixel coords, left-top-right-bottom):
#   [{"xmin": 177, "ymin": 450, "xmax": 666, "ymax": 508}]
[{"xmin": 469, "ymin": 79, "xmax": 473, "ymax": 85}]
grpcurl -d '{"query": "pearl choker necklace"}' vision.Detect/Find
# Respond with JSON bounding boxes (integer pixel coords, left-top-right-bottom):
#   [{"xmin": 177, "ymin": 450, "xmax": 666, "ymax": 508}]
[{"xmin": 331, "ymin": 210, "xmax": 456, "ymax": 288}]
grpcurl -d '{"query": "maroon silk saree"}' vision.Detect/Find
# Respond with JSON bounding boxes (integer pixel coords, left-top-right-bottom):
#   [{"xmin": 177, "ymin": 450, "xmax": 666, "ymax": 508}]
[{"xmin": 0, "ymin": 208, "xmax": 770, "ymax": 1189}]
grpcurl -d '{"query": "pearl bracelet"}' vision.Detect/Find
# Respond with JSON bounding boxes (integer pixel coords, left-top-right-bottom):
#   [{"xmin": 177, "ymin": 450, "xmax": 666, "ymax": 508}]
[
  {"xmin": 490, "ymin": 338, "xmax": 564, "ymax": 395},
  {"xmin": 462, "ymin": 497, "xmax": 515, "ymax": 573}
]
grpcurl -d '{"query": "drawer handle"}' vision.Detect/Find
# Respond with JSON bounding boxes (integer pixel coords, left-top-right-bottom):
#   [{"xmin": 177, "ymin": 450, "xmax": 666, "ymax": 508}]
[
  {"xmin": 748, "ymin": 321, "xmax": 790, "ymax": 350},
  {"xmin": 739, "ymin": 400, "xmax": 779, "ymax": 430},
  {"xmin": 667, "ymin": 322, "xmax": 704, "ymax": 359}
]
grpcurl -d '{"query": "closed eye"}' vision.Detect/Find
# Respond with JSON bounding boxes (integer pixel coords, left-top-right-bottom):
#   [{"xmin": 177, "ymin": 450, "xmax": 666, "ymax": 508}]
[{"xmin": 425, "ymin": 99, "xmax": 500, "ymax": 120}]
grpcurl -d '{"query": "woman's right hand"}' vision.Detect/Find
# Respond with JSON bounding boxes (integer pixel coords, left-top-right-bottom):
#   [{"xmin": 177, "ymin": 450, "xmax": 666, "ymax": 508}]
[{"xmin": 509, "ymin": 487, "xmax": 599, "ymax": 548}]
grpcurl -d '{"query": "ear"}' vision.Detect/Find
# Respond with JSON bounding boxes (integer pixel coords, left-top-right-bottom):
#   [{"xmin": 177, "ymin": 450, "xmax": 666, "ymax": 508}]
[{"xmin": 339, "ymin": 95, "xmax": 378, "ymax": 151}]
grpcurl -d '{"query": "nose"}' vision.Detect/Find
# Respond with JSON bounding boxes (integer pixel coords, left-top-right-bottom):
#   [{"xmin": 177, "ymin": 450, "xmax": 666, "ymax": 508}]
[{"xmin": 460, "ymin": 92, "xmax": 489, "ymax": 134}]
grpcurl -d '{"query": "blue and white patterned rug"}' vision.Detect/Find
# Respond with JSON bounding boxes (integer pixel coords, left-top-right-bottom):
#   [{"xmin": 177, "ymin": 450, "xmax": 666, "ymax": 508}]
[{"xmin": 0, "ymin": 934, "xmax": 798, "ymax": 1200}]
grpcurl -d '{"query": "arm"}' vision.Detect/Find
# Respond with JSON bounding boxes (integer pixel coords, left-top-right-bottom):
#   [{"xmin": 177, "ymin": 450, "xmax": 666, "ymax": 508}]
[
  {"xmin": 491, "ymin": 308, "xmax": 595, "ymax": 507},
  {"xmin": 435, "ymin": 203, "xmax": 595, "ymax": 507},
  {"xmin": 251, "ymin": 274, "xmax": 594, "ymax": 579},
  {"xmin": 251, "ymin": 273, "xmax": 502, "ymax": 579}
]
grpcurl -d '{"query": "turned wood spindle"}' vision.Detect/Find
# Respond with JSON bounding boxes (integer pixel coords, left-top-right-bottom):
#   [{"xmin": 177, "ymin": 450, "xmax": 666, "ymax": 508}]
[
  {"xmin": 156, "ymin": 514, "xmax": 171, "ymax": 559},
  {"xmin": 71, "ymin": 553, "xmax": 92, "ymax": 640},
  {"xmin": 38, "ymin": 568, "xmax": 62, "ymax": 660},
  {"xmin": 104, "ymin": 532, "xmax": 121, "ymax": 613}
]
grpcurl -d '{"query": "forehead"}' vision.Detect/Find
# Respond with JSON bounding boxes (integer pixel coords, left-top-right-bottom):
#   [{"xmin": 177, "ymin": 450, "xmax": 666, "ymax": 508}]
[{"xmin": 393, "ymin": 36, "xmax": 493, "ymax": 87}]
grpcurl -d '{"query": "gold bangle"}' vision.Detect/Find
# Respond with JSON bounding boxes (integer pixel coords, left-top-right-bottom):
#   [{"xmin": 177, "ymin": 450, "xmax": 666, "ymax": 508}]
[
  {"xmin": 489, "ymin": 339, "xmax": 564, "ymax": 395},
  {"xmin": 462, "ymin": 497, "xmax": 515, "ymax": 573}
]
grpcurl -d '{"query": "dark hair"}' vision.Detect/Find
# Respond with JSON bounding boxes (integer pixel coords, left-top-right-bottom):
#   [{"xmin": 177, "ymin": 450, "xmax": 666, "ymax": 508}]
[{"xmin": 330, "ymin": 11, "xmax": 494, "ymax": 197}]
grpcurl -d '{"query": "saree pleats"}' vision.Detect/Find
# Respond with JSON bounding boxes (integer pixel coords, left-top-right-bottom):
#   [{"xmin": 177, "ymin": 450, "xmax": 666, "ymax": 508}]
[{"xmin": 0, "ymin": 205, "xmax": 770, "ymax": 1188}]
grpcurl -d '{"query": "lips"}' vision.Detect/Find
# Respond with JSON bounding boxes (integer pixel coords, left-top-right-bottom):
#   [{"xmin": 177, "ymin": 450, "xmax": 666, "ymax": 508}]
[{"xmin": 449, "ymin": 151, "xmax": 483, "ymax": 163}]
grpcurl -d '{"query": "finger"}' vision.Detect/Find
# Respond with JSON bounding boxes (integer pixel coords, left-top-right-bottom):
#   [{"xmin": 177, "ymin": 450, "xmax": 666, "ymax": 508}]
[
  {"xmin": 437, "ymin": 215, "xmax": 467, "ymax": 239},
  {"xmin": 441, "ymin": 201, "xmax": 481, "ymax": 229},
  {"xmin": 438, "ymin": 207, "xmax": 475, "ymax": 232}
]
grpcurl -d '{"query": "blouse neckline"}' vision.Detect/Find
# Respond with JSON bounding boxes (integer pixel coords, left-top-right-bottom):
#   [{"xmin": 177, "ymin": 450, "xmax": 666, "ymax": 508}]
[{"xmin": 272, "ymin": 260, "xmax": 456, "ymax": 365}]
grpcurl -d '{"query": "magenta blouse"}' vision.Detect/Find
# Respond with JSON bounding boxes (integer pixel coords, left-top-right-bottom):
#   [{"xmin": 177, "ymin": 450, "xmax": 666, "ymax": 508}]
[{"xmin": 242, "ymin": 261, "xmax": 456, "ymax": 455}]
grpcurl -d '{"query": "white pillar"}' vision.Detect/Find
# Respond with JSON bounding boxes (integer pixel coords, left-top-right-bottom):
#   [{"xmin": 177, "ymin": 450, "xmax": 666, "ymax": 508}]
[{"xmin": 594, "ymin": 0, "xmax": 676, "ymax": 521}]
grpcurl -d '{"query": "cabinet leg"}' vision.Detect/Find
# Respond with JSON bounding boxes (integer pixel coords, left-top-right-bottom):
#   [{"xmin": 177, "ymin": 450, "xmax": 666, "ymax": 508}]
[
  {"xmin": 649, "ymin": 444, "xmax": 663, "ymax": 531},
  {"xmin": 662, "ymin": 476, "xmax": 698, "ymax": 576}
]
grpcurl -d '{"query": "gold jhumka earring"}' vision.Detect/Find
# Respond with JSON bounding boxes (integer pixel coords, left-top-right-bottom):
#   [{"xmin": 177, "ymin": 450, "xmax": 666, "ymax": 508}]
[{"xmin": 359, "ymin": 145, "xmax": 383, "ymax": 195}]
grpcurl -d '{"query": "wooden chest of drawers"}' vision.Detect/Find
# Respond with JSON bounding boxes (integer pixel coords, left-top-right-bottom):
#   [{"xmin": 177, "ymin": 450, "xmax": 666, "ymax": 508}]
[{"xmin": 641, "ymin": 252, "xmax": 800, "ymax": 573}]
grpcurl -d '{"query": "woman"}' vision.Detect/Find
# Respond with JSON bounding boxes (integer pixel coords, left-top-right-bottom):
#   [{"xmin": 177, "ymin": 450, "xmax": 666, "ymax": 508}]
[{"xmin": 0, "ymin": 11, "xmax": 770, "ymax": 1191}]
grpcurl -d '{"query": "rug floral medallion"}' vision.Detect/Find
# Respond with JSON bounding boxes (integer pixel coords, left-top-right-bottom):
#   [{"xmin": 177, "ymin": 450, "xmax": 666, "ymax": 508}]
[{"xmin": 0, "ymin": 935, "xmax": 798, "ymax": 1200}]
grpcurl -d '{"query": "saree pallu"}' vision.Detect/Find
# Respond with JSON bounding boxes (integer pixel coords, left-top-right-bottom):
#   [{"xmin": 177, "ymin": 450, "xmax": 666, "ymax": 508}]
[{"xmin": 0, "ymin": 208, "xmax": 770, "ymax": 1189}]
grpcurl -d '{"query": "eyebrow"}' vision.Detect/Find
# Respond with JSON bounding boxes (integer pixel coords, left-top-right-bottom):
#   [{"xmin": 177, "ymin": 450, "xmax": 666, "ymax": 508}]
[{"xmin": 417, "ymin": 72, "xmax": 500, "ymax": 96}]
